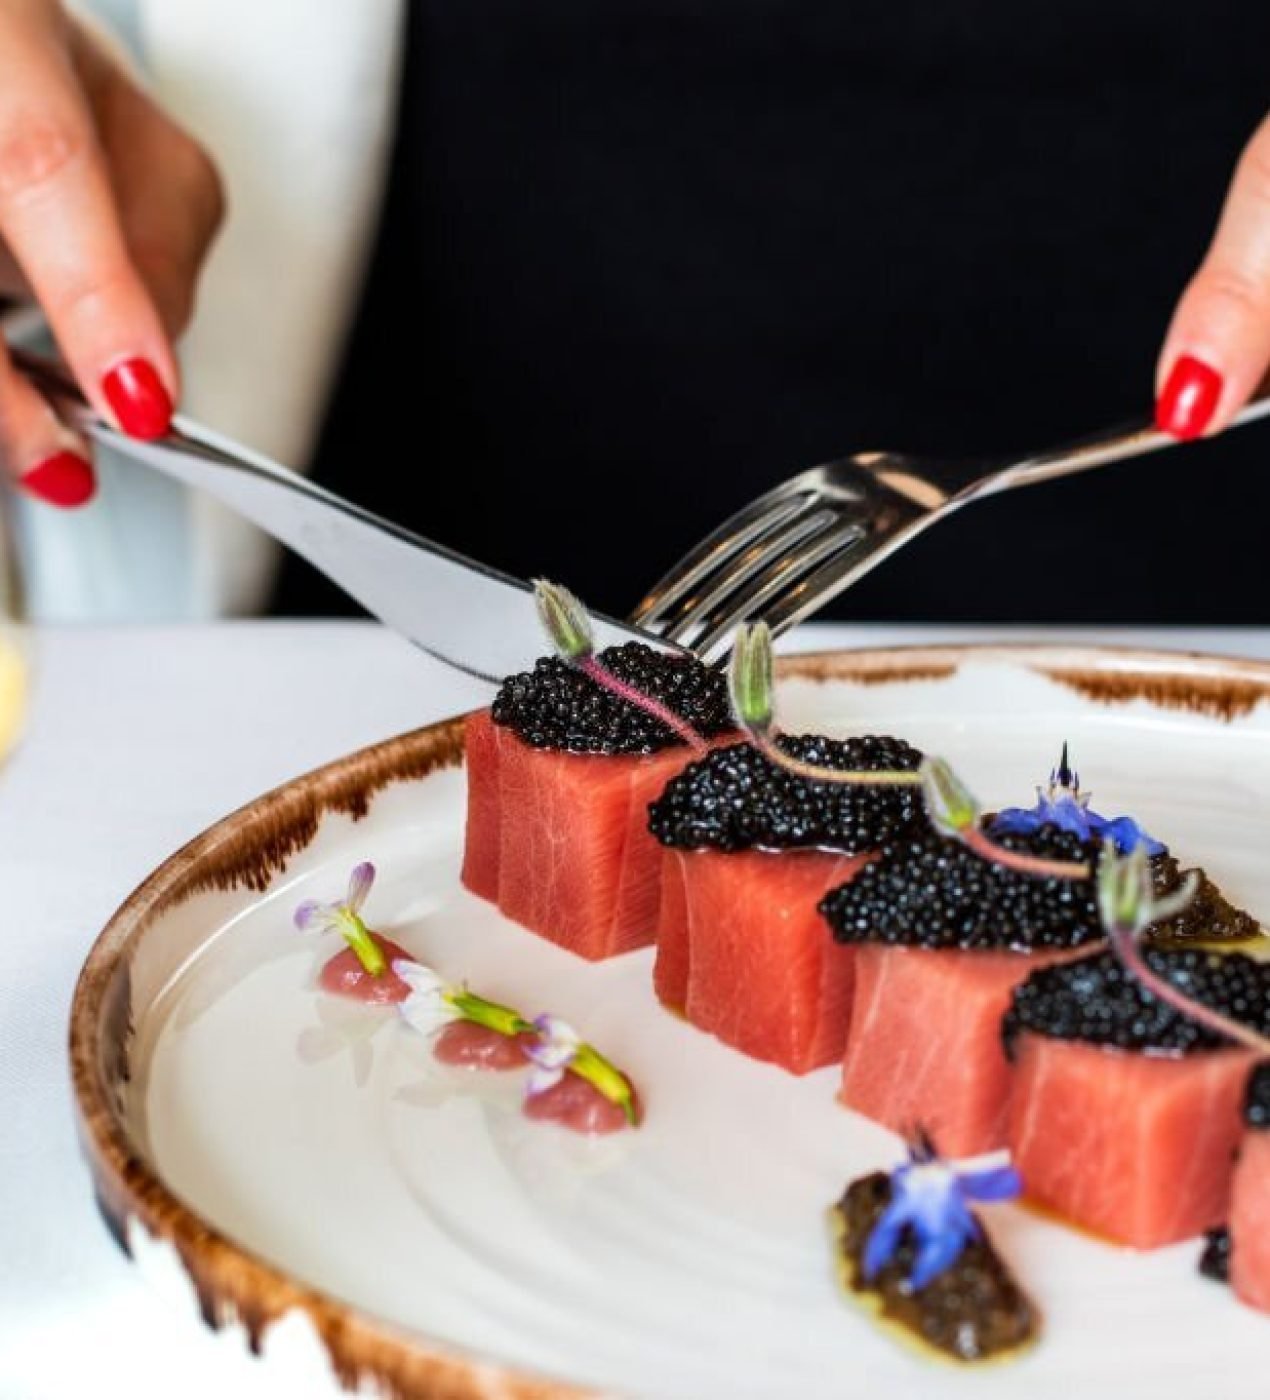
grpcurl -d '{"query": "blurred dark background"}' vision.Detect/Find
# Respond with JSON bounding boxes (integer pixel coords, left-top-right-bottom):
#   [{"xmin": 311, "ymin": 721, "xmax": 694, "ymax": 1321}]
[{"xmin": 275, "ymin": 1, "xmax": 1270, "ymax": 623}]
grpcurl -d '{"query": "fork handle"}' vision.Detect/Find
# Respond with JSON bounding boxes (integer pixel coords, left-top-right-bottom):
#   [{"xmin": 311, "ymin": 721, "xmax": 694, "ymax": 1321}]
[{"xmin": 976, "ymin": 373, "xmax": 1270, "ymax": 498}]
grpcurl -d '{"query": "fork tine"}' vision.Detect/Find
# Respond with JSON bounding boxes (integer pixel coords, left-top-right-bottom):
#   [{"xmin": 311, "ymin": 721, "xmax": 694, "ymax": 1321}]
[
  {"xmin": 654, "ymin": 507, "xmax": 838, "ymax": 641},
  {"xmin": 753, "ymin": 523, "xmax": 923, "ymax": 642},
  {"xmin": 679, "ymin": 518, "xmax": 867, "ymax": 661},
  {"xmin": 632, "ymin": 478, "xmax": 818, "ymax": 629}
]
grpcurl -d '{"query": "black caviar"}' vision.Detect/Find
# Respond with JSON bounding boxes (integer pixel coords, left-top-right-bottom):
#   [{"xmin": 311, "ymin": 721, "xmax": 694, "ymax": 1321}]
[
  {"xmin": 490, "ymin": 642, "xmax": 733, "ymax": 755},
  {"xmin": 1002, "ymin": 948, "xmax": 1270, "ymax": 1058},
  {"xmin": 831, "ymin": 1173, "xmax": 1038, "ymax": 1363},
  {"xmin": 821, "ymin": 824, "xmax": 1107, "ymax": 952},
  {"xmin": 1200, "ymin": 1227, "xmax": 1232, "ymax": 1283},
  {"xmin": 646, "ymin": 734, "xmax": 925, "ymax": 853},
  {"xmin": 1245, "ymin": 1062, "xmax": 1270, "ymax": 1129}
]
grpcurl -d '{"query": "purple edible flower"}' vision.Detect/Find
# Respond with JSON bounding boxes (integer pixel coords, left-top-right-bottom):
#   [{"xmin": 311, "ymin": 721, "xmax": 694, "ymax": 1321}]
[
  {"xmin": 863, "ymin": 1133, "xmax": 1022, "ymax": 1291},
  {"xmin": 522, "ymin": 1013, "xmax": 582, "ymax": 1097},
  {"xmin": 990, "ymin": 743, "xmax": 1164, "ymax": 856},
  {"xmin": 294, "ymin": 860, "xmax": 375, "ymax": 934},
  {"xmin": 294, "ymin": 861, "xmax": 386, "ymax": 976}
]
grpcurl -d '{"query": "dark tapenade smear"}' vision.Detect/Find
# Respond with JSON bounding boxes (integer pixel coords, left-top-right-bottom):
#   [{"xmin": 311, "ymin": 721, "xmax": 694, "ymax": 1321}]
[
  {"xmin": 1200, "ymin": 1226, "xmax": 1232, "ymax": 1283},
  {"xmin": 1002, "ymin": 948, "xmax": 1270, "ymax": 1059},
  {"xmin": 491, "ymin": 642, "xmax": 733, "ymax": 755},
  {"xmin": 1147, "ymin": 860, "xmax": 1263, "ymax": 947},
  {"xmin": 831, "ymin": 1173, "xmax": 1038, "ymax": 1364},
  {"xmin": 1245, "ymin": 1061, "xmax": 1270, "ymax": 1129},
  {"xmin": 647, "ymin": 734, "xmax": 926, "ymax": 853}
]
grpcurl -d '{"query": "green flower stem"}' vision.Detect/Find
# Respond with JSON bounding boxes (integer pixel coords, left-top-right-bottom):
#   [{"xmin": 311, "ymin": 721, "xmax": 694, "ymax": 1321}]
[
  {"xmin": 445, "ymin": 989, "xmax": 534, "ymax": 1038},
  {"xmin": 960, "ymin": 826, "xmax": 1091, "ymax": 881},
  {"xmin": 571, "ymin": 1044, "xmax": 638, "ymax": 1125},
  {"xmin": 576, "ymin": 656, "xmax": 708, "ymax": 753},
  {"xmin": 338, "ymin": 912, "xmax": 387, "ymax": 977}
]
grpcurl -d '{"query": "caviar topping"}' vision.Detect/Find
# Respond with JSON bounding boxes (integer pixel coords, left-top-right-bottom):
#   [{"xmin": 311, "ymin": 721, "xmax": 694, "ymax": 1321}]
[
  {"xmin": 819, "ymin": 824, "xmax": 1222, "ymax": 954},
  {"xmin": 1003, "ymin": 948, "xmax": 1270, "ymax": 1057},
  {"xmin": 1245, "ymin": 1062, "xmax": 1270, "ymax": 1130},
  {"xmin": 1199, "ymin": 1227, "xmax": 1232, "ymax": 1283},
  {"xmin": 647, "ymin": 734, "xmax": 926, "ymax": 853},
  {"xmin": 491, "ymin": 642, "xmax": 733, "ymax": 755},
  {"xmin": 822, "ymin": 825, "xmax": 1117, "ymax": 952}
]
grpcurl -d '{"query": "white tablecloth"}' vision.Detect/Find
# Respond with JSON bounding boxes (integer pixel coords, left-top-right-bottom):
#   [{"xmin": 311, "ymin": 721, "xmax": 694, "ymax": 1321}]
[{"xmin": 6, "ymin": 620, "xmax": 1270, "ymax": 1400}]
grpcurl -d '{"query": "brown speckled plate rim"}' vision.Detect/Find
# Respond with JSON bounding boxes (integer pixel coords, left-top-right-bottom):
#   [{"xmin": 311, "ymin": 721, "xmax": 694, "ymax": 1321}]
[{"xmin": 67, "ymin": 643, "xmax": 1270, "ymax": 1400}]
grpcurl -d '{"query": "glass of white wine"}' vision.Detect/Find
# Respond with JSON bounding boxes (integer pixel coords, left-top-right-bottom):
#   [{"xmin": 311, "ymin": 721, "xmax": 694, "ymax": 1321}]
[{"xmin": 0, "ymin": 487, "xmax": 28, "ymax": 763}]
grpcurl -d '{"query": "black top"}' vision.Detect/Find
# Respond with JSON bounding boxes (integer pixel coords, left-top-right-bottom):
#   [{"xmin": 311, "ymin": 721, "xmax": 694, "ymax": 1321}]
[
  {"xmin": 289, "ymin": 1, "xmax": 1270, "ymax": 624},
  {"xmin": 491, "ymin": 641, "xmax": 733, "ymax": 753},
  {"xmin": 647, "ymin": 733, "xmax": 926, "ymax": 851},
  {"xmin": 1003, "ymin": 947, "xmax": 1270, "ymax": 1057}
]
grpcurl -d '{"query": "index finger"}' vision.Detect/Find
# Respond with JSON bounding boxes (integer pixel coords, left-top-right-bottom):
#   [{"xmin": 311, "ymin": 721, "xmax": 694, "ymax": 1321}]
[
  {"xmin": 1156, "ymin": 111, "xmax": 1270, "ymax": 438},
  {"xmin": 0, "ymin": 4, "xmax": 176, "ymax": 437}
]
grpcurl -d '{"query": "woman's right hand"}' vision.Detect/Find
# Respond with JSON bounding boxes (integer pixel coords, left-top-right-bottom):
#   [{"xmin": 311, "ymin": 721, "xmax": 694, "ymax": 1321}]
[{"xmin": 0, "ymin": 1, "xmax": 224, "ymax": 507}]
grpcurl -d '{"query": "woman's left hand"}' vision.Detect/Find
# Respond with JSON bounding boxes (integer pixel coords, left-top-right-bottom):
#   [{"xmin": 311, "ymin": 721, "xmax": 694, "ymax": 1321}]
[{"xmin": 1156, "ymin": 111, "xmax": 1270, "ymax": 440}]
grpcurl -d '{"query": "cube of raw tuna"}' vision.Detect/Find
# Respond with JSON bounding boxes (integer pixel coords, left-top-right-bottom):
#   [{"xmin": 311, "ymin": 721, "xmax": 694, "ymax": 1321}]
[
  {"xmin": 839, "ymin": 947, "xmax": 1072, "ymax": 1155},
  {"xmin": 1008, "ymin": 1037, "xmax": 1254, "ymax": 1247},
  {"xmin": 1229, "ymin": 1063, "xmax": 1270, "ymax": 1312},
  {"xmin": 463, "ymin": 710, "xmax": 698, "ymax": 960},
  {"xmin": 656, "ymin": 848, "xmax": 867, "ymax": 1073},
  {"xmin": 1003, "ymin": 947, "xmax": 1270, "ymax": 1249},
  {"xmin": 648, "ymin": 734, "xmax": 927, "ymax": 1074}
]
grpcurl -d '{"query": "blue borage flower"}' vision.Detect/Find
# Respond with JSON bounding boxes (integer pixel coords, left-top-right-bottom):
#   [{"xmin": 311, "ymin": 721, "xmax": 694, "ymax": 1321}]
[
  {"xmin": 295, "ymin": 860, "xmax": 386, "ymax": 975},
  {"xmin": 863, "ymin": 1134, "xmax": 1022, "ymax": 1291},
  {"xmin": 990, "ymin": 743, "xmax": 1164, "ymax": 855}
]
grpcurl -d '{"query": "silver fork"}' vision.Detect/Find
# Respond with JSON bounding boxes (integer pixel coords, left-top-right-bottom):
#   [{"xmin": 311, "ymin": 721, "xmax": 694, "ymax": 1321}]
[{"xmin": 632, "ymin": 386, "xmax": 1270, "ymax": 662}]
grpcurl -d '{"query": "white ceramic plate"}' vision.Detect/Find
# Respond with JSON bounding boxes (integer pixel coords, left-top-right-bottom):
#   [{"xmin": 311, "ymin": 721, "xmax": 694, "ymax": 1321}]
[{"xmin": 71, "ymin": 647, "xmax": 1270, "ymax": 1400}]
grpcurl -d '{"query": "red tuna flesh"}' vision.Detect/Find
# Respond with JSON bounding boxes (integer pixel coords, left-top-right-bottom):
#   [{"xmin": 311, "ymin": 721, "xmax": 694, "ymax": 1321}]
[
  {"xmin": 655, "ymin": 847, "xmax": 867, "ymax": 1074},
  {"xmin": 462, "ymin": 709, "xmax": 694, "ymax": 960},
  {"xmin": 839, "ymin": 945, "xmax": 1072, "ymax": 1156},
  {"xmin": 1230, "ymin": 1122, "xmax": 1270, "ymax": 1311},
  {"xmin": 1008, "ymin": 1035, "xmax": 1255, "ymax": 1248}
]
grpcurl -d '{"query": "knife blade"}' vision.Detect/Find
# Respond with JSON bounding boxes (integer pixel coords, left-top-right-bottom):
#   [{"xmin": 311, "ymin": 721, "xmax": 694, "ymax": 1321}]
[{"xmin": 17, "ymin": 350, "xmax": 686, "ymax": 683}]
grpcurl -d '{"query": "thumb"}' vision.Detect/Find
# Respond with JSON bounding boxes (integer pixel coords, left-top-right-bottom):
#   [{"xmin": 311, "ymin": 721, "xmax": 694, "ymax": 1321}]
[{"xmin": 1156, "ymin": 111, "xmax": 1270, "ymax": 440}]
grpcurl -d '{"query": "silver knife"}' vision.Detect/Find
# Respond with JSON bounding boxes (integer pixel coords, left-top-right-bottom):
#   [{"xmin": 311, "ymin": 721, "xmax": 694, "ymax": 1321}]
[{"xmin": 15, "ymin": 350, "xmax": 683, "ymax": 683}]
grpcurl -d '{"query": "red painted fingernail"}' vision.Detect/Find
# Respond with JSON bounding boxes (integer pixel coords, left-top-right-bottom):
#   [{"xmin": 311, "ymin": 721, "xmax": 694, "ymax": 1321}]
[
  {"xmin": 101, "ymin": 357, "xmax": 173, "ymax": 440},
  {"xmin": 1155, "ymin": 354, "xmax": 1223, "ymax": 440},
  {"xmin": 21, "ymin": 450, "xmax": 96, "ymax": 508}
]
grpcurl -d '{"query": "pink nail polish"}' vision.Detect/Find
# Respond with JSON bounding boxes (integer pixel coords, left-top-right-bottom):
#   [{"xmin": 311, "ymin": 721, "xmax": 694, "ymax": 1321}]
[{"xmin": 101, "ymin": 358, "xmax": 173, "ymax": 440}]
